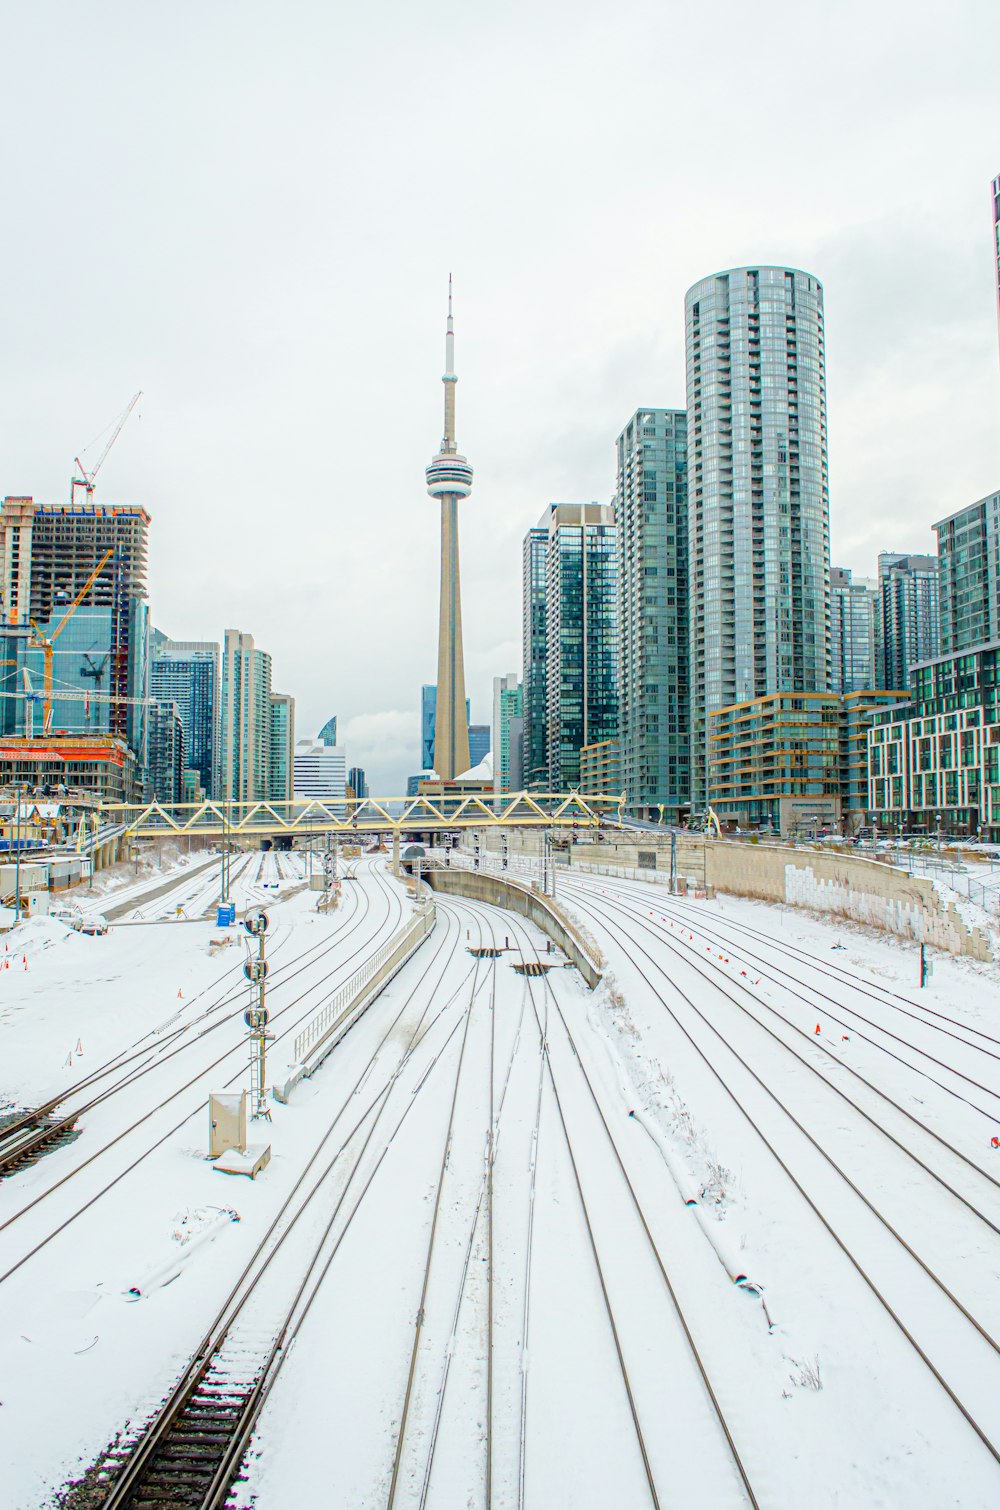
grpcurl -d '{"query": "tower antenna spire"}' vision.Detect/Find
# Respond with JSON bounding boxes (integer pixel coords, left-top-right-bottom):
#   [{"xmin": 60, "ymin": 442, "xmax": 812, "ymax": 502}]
[
  {"xmin": 426, "ymin": 279, "xmax": 474, "ymax": 781},
  {"xmin": 442, "ymin": 275, "xmax": 458, "ymax": 451}
]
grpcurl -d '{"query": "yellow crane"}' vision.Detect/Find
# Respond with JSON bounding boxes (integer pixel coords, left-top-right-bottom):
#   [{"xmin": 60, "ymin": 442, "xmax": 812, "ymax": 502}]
[{"xmin": 28, "ymin": 548, "xmax": 115, "ymax": 735}]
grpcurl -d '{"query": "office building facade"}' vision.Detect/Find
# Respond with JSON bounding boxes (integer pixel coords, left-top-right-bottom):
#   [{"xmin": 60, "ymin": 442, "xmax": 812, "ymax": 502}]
[
  {"xmin": 878, "ymin": 553, "xmax": 939, "ymax": 691},
  {"xmin": 420, "ymin": 683, "xmax": 470, "ymax": 777},
  {"xmin": 347, "ymin": 766, "xmax": 368, "ymax": 800},
  {"xmin": 935, "ymin": 492, "xmax": 1000, "ymax": 655},
  {"xmin": 150, "ymin": 636, "xmax": 219, "ymax": 798},
  {"xmin": 830, "ymin": 567, "xmax": 879, "ymax": 694},
  {"xmin": 534, "ymin": 503, "xmax": 618, "ymax": 791},
  {"xmin": 294, "ymin": 740, "xmax": 347, "ymax": 802},
  {"xmin": 468, "ymin": 723, "xmax": 490, "ymax": 770},
  {"xmin": 685, "ymin": 267, "xmax": 830, "ymax": 812},
  {"xmin": 615, "ymin": 406, "xmax": 689, "ymax": 819}
]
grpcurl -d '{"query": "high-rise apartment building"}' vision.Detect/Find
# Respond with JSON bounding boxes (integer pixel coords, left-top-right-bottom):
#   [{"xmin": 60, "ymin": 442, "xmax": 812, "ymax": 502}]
[
  {"xmin": 521, "ymin": 524, "xmax": 550, "ymax": 788},
  {"xmin": 269, "ymin": 691, "xmax": 296, "ymax": 801},
  {"xmin": 521, "ymin": 503, "xmax": 617, "ymax": 791},
  {"xmin": 877, "ymin": 553, "xmax": 939, "ymax": 691},
  {"xmin": 150, "ymin": 636, "xmax": 219, "ymax": 798},
  {"xmin": 492, "ymin": 672, "xmax": 523, "ymax": 794},
  {"xmin": 147, "ymin": 700, "xmax": 185, "ymax": 802},
  {"xmin": 992, "ymin": 173, "xmax": 1000, "ymax": 366},
  {"xmin": 685, "ymin": 267, "xmax": 830, "ymax": 811},
  {"xmin": 830, "ymin": 567, "xmax": 879, "ymax": 693},
  {"xmin": 615, "ymin": 407, "xmax": 689, "ymax": 818},
  {"xmin": 219, "ymin": 629, "xmax": 273, "ymax": 802},
  {"xmin": 0, "ymin": 496, "xmax": 150, "ymax": 761},
  {"xmin": 934, "ymin": 492, "xmax": 1000, "ymax": 654}
]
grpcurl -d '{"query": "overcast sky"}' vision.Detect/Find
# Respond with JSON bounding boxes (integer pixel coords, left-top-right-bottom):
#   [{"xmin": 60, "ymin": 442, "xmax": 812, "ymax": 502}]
[{"xmin": 2, "ymin": 1, "xmax": 999, "ymax": 791}]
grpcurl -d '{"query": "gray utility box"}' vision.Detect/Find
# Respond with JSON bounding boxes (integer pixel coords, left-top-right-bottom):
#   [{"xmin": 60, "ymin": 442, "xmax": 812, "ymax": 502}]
[{"xmin": 209, "ymin": 1090, "xmax": 247, "ymax": 1157}]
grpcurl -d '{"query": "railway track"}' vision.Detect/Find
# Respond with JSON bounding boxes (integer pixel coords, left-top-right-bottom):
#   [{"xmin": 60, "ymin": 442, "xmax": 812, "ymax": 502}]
[
  {"xmin": 0, "ymin": 849, "xmax": 354, "ymax": 1185},
  {"xmin": 569, "ymin": 873, "xmax": 1000, "ymax": 1124},
  {"xmin": 0, "ymin": 865, "xmax": 410, "ymax": 1281},
  {"xmin": 94, "ymin": 896, "xmax": 481, "ymax": 1509},
  {"xmin": 562, "ymin": 880, "xmax": 1000, "ymax": 1474},
  {"xmin": 563, "ymin": 878, "xmax": 1000, "ymax": 1226},
  {"xmin": 451, "ymin": 896, "xmax": 760, "ymax": 1509}
]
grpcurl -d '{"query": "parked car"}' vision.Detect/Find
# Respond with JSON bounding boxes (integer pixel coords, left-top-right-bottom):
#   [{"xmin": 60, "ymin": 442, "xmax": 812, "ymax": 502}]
[
  {"xmin": 48, "ymin": 904, "xmax": 83, "ymax": 927},
  {"xmin": 71, "ymin": 914, "xmax": 108, "ymax": 936}
]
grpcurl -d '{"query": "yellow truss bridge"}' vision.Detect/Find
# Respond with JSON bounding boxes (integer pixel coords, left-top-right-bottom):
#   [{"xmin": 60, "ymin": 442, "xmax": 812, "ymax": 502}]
[{"xmin": 101, "ymin": 791, "xmax": 623, "ymax": 839}]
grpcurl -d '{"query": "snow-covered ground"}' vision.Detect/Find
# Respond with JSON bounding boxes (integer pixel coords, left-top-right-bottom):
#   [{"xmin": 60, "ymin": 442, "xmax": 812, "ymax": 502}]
[{"xmin": 2, "ymin": 854, "xmax": 1000, "ymax": 1506}]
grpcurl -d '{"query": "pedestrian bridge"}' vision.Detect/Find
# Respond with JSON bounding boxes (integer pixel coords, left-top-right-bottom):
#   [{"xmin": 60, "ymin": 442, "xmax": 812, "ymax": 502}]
[{"xmin": 99, "ymin": 791, "xmax": 622, "ymax": 838}]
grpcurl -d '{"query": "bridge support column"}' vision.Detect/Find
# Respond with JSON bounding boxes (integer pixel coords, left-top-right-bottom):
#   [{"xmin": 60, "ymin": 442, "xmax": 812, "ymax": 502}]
[{"xmin": 392, "ymin": 830, "xmax": 400, "ymax": 878}]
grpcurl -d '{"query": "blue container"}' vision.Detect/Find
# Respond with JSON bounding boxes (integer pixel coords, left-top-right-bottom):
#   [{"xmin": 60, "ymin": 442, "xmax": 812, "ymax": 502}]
[{"xmin": 216, "ymin": 903, "xmax": 236, "ymax": 927}]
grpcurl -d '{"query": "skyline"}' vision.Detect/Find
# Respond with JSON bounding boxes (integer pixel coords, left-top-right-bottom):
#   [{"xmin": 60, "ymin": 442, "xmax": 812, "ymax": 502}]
[{"xmin": 2, "ymin": 2, "xmax": 999, "ymax": 791}]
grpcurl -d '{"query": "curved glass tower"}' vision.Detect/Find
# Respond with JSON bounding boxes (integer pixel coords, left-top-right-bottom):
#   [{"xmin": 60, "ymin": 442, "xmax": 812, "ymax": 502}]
[{"xmin": 685, "ymin": 265, "xmax": 830, "ymax": 810}]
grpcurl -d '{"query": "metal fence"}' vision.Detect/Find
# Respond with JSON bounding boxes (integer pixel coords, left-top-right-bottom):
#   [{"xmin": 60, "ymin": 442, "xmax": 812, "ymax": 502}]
[
  {"xmin": 294, "ymin": 902, "xmax": 435, "ymax": 1064},
  {"xmin": 880, "ymin": 849, "xmax": 1000, "ymax": 910}
]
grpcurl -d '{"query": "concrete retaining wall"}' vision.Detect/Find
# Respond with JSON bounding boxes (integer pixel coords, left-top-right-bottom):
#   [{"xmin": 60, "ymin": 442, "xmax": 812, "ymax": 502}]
[
  {"xmin": 564, "ymin": 835, "xmax": 990, "ymax": 961},
  {"xmin": 425, "ymin": 867, "xmax": 603, "ymax": 988},
  {"xmin": 273, "ymin": 902, "xmax": 437, "ymax": 1102}
]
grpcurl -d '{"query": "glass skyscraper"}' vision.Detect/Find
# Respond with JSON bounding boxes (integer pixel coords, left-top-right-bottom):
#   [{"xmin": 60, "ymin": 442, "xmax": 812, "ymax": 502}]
[
  {"xmin": 934, "ymin": 492, "xmax": 1000, "ymax": 655},
  {"xmin": 420, "ymin": 683, "xmax": 470, "ymax": 776},
  {"xmin": 521, "ymin": 525, "xmax": 549, "ymax": 788},
  {"xmin": 830, "ymin": 567, "xmax": 879, "ymax": 693},
  {"xmin": 615, "ymin": 407, "xmax": 688, "ymax": 818},
  {"xmin": 877, "ymin": 553, "xmax": 939, "ymax": 691},
  {"xmin": 521, "ymin": 503, "xmax": 618, "ymax": 791},
  {"xmin": 150, "ymin": 636, "xmax": 220, "ymax": 798},
  {"xmin": 685, "ymin": 266, "xmax": 830, "ymax": 811}
]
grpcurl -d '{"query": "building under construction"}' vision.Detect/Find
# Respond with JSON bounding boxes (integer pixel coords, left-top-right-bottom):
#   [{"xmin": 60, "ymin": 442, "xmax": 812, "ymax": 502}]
[{"xmin": 0, "ymin": 496, "xmax": 150, "ymax": 797}]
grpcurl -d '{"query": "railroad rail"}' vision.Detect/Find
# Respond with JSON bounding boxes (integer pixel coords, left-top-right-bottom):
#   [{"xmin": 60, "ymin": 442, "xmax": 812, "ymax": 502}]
[
  {"xmin": 97, "ymin": 896, "xmax": 481, "ymax": 1508},
  {"xmin": 0, "ymin": 867, "xmax": 409, "ymax": 1283},
  {"xmin": 563, "ymin": 878, "xmax": 1000, "ymax": 1471}
]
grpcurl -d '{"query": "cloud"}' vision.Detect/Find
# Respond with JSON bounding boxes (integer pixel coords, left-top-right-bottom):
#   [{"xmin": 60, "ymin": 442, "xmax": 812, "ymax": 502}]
[{"xmin": 339, "ymin": 709, "xmax": 420, "ymax": 795}]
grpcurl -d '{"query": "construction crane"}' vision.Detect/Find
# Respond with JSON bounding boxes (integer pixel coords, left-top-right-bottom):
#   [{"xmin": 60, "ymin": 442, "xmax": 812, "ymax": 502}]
[
  {"xmin": 14, "ymin": 677, "xmax": 152, "ymax": 740},
  {"xmin": 70, "ymin": 391, "xmax": 142, "ymax": 504},
  {"xmin": 28, "ymin": 548, "xmax": 115, "ymax": 734}
]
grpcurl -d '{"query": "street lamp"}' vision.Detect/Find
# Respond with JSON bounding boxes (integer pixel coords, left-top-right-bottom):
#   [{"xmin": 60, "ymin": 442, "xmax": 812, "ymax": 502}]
[{"xmin": 936, "ymin": 813, "xmax": 942, "ymax": 856}]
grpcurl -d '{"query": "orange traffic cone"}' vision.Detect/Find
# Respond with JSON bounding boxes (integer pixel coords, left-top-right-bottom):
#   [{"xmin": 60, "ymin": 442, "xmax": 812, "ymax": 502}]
[
  {"xmin": 815, "ymin": 1023, "xmax": 821, "ymax": 1034},
  {"xmin": 177, "ymin": 988, "xmax": 183, "ymax": 999},
  {"xmin": 75, "ymin": 1038, "xmax": 83, "ymax": 1054}
]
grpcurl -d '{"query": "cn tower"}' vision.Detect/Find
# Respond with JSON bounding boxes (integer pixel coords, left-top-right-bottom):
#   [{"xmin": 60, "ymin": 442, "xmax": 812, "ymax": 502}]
[{"xmin": 425, "ymin": 278, "xmax": 473, "ymax": 781}]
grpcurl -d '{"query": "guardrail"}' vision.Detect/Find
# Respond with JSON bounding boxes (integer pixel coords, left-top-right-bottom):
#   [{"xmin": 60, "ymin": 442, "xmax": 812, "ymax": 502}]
[{"xmin": 291, "ymin": 902, "xmax": 436, "ymax": 1068}]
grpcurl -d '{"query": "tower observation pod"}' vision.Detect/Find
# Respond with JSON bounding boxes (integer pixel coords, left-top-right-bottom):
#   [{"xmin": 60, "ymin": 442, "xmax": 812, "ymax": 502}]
[{"xmin": 425, "ymin": 277, "xmax": 473, "ymax": 781}]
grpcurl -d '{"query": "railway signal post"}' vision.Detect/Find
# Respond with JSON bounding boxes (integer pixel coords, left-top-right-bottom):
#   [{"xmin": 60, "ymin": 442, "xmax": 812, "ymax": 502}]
[{"xmin": 243, "ymin": 910, "xmax": 272, "ymax": 1120}]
